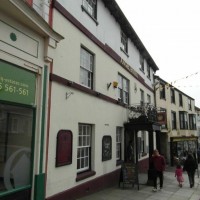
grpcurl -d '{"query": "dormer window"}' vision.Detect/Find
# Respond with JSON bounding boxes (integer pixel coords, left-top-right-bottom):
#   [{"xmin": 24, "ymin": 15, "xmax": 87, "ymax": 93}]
[{"xmin": 121, "ymin": 31, "xmax": 128, "ymax": 54}]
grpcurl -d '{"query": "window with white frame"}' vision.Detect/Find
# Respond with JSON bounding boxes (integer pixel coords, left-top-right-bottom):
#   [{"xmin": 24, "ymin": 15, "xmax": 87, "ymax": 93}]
[
  {"xmin": 82, "ymin": 0, "xmax": 97, "ymax": 19},
  {"xmin": 147, "ymin": 94, "xmax": 151, "ymax": 104},
  {"xmin": 118, "ymin": 74, "xmax": 129, "ymax": 104},
  {"xmin": 121, "ymin": 31, "xmax": 128, "ymax": 54},
  {"xmin": 80, "ymin": 47, "xmax": 94, "ymax": 89},
  {"xmin": 77, "ymin": 124, "xmax": 92, "ymax": 173},
  {"xmin": 116, "ymin": 127, "xmax": 122, "ymax": 161},
  {"xmin": 140, "ymin": 89, "xmax": 144, "ymax": 105},
  {"xmin": 140, "ymin": 55, "xmax": 144, "ymax": 72}
]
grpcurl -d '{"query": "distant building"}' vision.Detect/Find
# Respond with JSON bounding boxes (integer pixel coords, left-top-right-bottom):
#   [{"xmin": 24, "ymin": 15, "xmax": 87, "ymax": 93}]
[
  {"xmin": 154, "ymin": 75, "xmax": 198, "ymax": 166},
  {"xmin": 195, "ymin": 106, "xmax": 200, "ymax": 144}
]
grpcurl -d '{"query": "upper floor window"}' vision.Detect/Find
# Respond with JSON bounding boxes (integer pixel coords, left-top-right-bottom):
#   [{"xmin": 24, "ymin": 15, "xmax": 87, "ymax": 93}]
[
  {"xmin": 188, "ymin": 99, "xmax": 192, "ymax": 110},
  {"xmin": 118, "ymin": 74, "xmax": 129, "ymax": 104},
  {"xmin": 147, "ymin": 65, "xmax": 151, "ymax": 79},
  {"xmin": 179, "ymin": 111, "xmax": 188, "ymax": 129},
  {"xmin": 147, "ymin": 94, "xmax": 151, "ymax": 104},
  {"xmin": 171, "ymin": 111, "xmax": 176, "ymax": 129},
  {"xmin": 80, "ymin": 47, "xmax": 94, "ymax": 89},
  {"xmin": 82, "ymin": 0, "xmax": 97, "ymax": 19},
  {"xmin": 121, "ymin": 31, "xmax": 128, "ymax": 54},
  {"xmin": 171, "ymin": 88, "xmax": 175, "ymax": 104},
  {"xmin": 179, "ymin": 93, "xmax": 183, "ymax": 107},
  {"xmin": 140, "ymin": 89, "xmax": 144, "ymax": 105},
  {"xmin": 189, "ymin": 114, "xmax": 196, "ymax": 130},
  {"xmin": 140, "ymin": 55, "xmax": 144, "ymax": 72},
  {"xmin": 160, "ymin": 84, "xmax": 166, "ymax": 99}
]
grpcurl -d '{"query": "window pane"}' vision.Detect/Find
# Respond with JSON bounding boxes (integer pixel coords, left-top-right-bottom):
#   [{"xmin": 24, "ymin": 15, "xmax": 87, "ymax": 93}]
[
  {"xmin": 80, "ymin": 48, "xmax": 93, "ymax": 88},
  {"xmin": 77, "ymin": 124, "xmax": 91, "ymax": 173}
]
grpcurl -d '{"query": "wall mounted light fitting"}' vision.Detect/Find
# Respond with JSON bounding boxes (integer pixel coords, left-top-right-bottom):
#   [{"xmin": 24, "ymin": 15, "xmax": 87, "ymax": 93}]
[{"xmin": 113, "ymin": 81, "xmax": 118, "ymax": 88}]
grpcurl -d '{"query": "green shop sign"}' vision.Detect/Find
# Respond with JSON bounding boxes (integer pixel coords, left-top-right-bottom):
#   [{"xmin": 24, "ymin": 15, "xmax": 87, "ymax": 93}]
[{"xmin": 0, "ymin": 60, "xmax": 36, "ymax": 105}]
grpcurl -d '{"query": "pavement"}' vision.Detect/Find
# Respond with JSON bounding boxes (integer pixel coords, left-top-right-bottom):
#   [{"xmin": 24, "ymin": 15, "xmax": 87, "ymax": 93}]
[{"xmin": 77, "ymin": 165, "xmax": 200, "ymax": 200}]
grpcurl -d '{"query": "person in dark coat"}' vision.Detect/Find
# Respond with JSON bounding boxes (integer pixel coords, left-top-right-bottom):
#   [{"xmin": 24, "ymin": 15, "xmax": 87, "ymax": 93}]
[
  {"xmin": 150, "ymin": 149, "xmax": 166, "ymax": 192},
  {"xmin": 183, "ymin": 153, "xmax": 197, "ymax": 188}
]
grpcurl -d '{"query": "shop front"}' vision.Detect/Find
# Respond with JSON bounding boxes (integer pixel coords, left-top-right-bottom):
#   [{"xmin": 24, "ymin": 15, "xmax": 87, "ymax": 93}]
[
  {"xmin": 0, "ymin": 60, "xmax": 36, "ymax": 199},
  {"xmin": 170, "ymin": 136, "xmax": 198, "ymax": 166}
]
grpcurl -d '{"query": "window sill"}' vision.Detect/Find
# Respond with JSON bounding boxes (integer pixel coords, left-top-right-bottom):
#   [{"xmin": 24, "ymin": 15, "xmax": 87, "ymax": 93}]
[
  {"xmin": 139, "ymin": 68, "xmax": 145, "ymax": 74},
  {"xmin": 76, "ymin": 170, "xmax": 96, "ymax": 182},
  {"xmin": 146, "ymin": 75, "xmax": 151, "ymax": 81},
  {"xmin": 81, "ymin": 5, "xmax": 99, "ymax": 26},
  {"xmin": 120, "ymin": 47, "xmax": 129, "ymax": 57}
]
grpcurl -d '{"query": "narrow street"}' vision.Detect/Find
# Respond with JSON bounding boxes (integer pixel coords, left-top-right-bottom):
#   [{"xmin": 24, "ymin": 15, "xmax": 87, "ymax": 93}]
[{"xmin": 77, "ymin": 166, "xmax": 200, "ymax": 200}]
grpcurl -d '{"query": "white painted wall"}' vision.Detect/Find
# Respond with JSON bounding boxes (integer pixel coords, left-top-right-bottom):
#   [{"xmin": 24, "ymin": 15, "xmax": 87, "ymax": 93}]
[
  {"xmin": 56, "ymin": 0, "xmax": 155, "ymax": 87},
  {"xmin": 46, "ymin": 1, "xmax": 156, "ymax": 197}
]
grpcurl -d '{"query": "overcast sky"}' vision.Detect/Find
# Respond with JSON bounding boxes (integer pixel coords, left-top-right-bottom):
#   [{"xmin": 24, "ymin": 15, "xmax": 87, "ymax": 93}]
[{"xmin": 115, "ymin": 0, "xmax": 200, "ymax": 107}]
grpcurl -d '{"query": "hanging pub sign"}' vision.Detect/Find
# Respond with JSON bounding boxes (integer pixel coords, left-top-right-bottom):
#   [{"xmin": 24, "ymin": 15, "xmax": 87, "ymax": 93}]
[
  {"xmin": 0, "ymin": 60, "xmax": 36, "ymax": 105},
  {"xmin": 157, "ymin": 111, "xmax": 167, "ymax": 125}
]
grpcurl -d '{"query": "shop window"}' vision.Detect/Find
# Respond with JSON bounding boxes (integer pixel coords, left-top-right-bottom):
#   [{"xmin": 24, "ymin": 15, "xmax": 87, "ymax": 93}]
[
  {"xmin": 56, "ymin": 130, "xmax": 72, "ymax": 167},
  {"xmin": 0, "ymin": 104, "xmax": 33, "ymax": 192}
]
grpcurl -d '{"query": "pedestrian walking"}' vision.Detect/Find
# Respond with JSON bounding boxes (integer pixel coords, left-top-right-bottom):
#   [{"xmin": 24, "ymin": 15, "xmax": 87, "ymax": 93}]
[
  {"xmin": 150, "ymin": 149, "xmax": 166, "ymax": 192},
  {"xmin": 175, "ymin": 163, "xmax": 184, "ymax": 187},
  {"xmin": 183, "ymin": 153, "xmax": 197, "ymax": 188}
]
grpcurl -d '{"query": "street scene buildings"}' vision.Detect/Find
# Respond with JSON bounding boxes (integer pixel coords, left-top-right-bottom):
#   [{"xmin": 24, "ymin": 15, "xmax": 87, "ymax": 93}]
[{"xmin": 0, "ymin": 0, "xmax": 198, "ymax": 200}]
